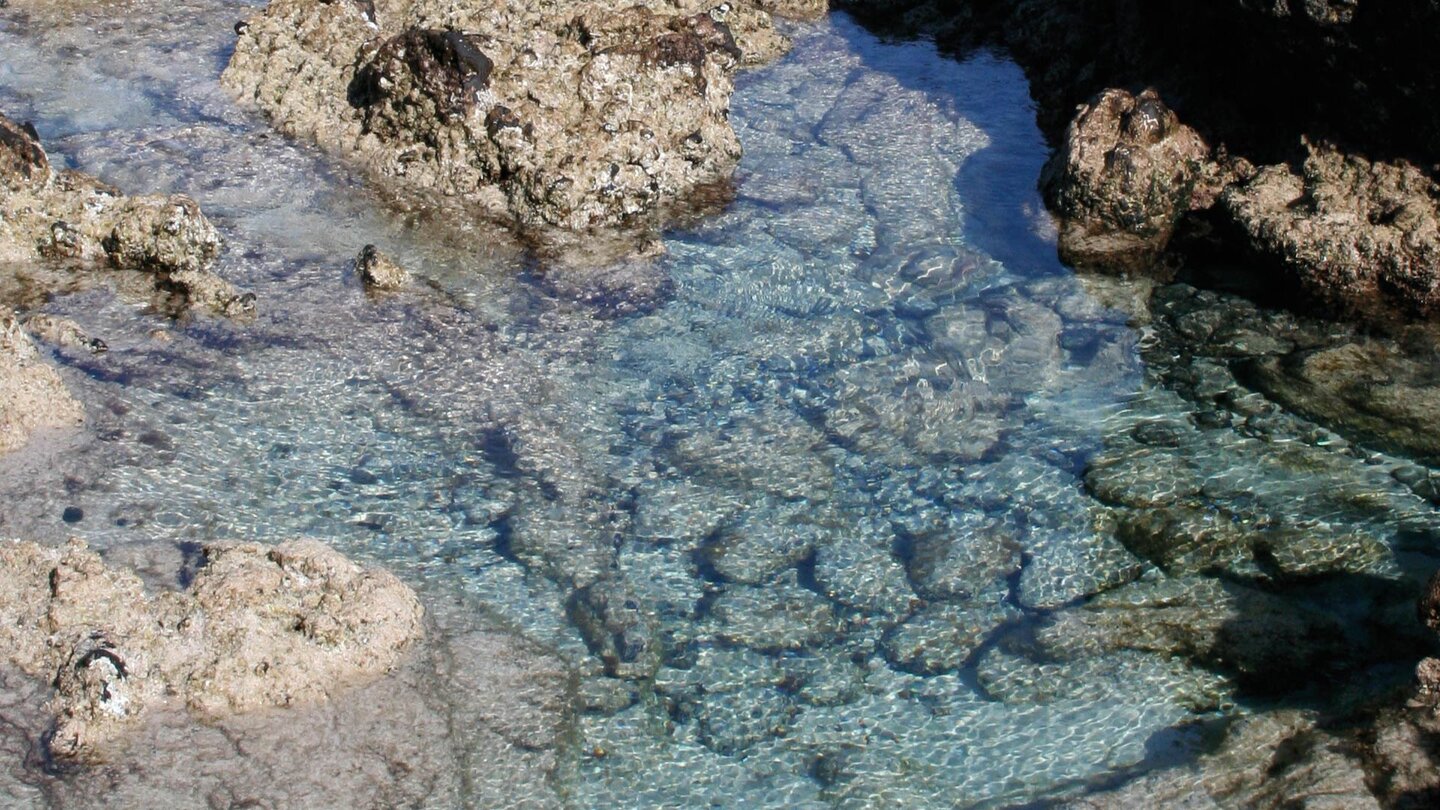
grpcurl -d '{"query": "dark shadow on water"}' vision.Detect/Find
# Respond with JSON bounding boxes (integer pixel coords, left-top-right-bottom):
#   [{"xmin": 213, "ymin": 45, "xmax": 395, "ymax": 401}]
[{"xmin": 826, "ymin": 12, "xmax": 1067, "ymax": 281}]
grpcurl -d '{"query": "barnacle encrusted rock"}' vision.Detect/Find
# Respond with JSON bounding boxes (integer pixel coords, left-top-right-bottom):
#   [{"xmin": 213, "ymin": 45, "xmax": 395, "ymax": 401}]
[
  {"xmin": 0, "ymin": 538, "xmax": 424, "ymax": 762},
  {"xmin": 0, "ymin": 111, "xmax": 250, "ymax": 316},
  {"xmin": 222, "ymin": 0, "xmax": 798, "ymax": 243}
]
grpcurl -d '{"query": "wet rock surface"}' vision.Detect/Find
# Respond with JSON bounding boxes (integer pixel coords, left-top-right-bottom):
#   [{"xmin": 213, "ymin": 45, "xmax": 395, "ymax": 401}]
[
  {"xmin": 0, "ymin": 111, "xmax": 247, "ymax": 316},
  {"xmin": 0, "ymin": 538, "xmax": 424, "ymax": 762},
  {"xmin": 0, "ymin": 314, "xmax": 84, "ymax": 455},
  {"xmin": 223, "ymin": 0, "xmax": 796, "ymax": 246}
]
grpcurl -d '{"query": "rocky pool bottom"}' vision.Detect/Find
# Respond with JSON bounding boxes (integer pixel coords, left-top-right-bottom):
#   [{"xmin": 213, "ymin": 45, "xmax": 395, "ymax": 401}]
[{"xmin": 2, "ymin": 2, "xmax": 1440, "ymax": 807}]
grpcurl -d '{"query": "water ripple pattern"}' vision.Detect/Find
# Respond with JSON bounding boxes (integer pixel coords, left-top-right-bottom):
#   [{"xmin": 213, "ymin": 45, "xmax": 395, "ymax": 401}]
[{"xmin": 1, "ymin": 5, "xmax": 1436, "ymax": 809}]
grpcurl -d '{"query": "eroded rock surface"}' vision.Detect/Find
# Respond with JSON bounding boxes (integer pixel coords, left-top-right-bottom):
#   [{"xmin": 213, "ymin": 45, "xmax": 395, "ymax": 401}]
[
  {"xmin": 1224, "ymin": 144, "xmax": 1440, "ymax": 320},
  {"xmin": 0, "ymin": 538, "xmax": 424, "ymax": 762},
  {"xmin": 354, "ymin": 243, "xmax": 410, "ymax": 290},
  {"xmin": 0, "ymin": 112, "xmax": 249, "ymax": 316},
  {"xmin": 1041, "ymin": 88, "xmax": 1215, "ymax": 273},
  {"xmin": 0, "ymin": 314, "xmax": 84, "ymax": 455},
  {"xmin": 223, "ymin": 0, "xmax": 796, "ymax": 245}
]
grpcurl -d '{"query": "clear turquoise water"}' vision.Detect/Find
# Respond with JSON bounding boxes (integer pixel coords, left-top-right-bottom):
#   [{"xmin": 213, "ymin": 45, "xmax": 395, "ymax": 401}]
[{"xmin": 2, "ymin": 4, "xmax": 1437, "ymax": 807}]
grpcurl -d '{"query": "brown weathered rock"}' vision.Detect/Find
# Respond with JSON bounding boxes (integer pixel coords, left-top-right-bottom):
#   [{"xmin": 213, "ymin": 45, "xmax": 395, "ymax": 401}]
[
  {"xmin": 0, "ymin": 538, "xmax": 424, "ymax": 762},
  {"xmin": 222, "ymin": 0, "xmax": 793, "ymax": 246},
  {"xmin": 0, "ymin": 111, "xmax": 249, "ymax": 316},
  {"xmin": 354, "ymin": 243, "xmax": 410, "ymax": 290},
  {"xmin": 1224, "ymin": 143, "xmax": 1440, "ymax": 320},
  {"xmin": 1064, "ymin": 710, "xmax": 1380, "ymax": 809},
  {"xmin": 0, "ymin": 314, "xmax": 84, "ymax": 455},
  {"xmin": 1041, "ymin": 88, "xmax": 1213, "ymax": 273},
  {"xmin": 184, "ymin": 540, "xmax": 427, "ymax": 716}
]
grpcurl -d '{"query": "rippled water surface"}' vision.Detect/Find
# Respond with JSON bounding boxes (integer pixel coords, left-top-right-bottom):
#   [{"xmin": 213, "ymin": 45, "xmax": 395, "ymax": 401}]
[{"xmin": 4, "ymin": 3, "xmax": 1440, "ymax": 807}]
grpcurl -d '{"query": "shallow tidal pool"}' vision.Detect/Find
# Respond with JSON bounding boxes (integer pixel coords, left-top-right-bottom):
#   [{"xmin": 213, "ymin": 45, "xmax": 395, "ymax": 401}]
[{"xmin": 2, "ymin": 2, "xmax": 1439, "ymax": 807}]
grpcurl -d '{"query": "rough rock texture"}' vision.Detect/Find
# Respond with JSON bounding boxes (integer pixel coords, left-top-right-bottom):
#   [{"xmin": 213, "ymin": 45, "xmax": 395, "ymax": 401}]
[
  {"xmin": 1224, "ymin": 144, "xmax": 1440, "ymax": 320},
  {"xmin": 354, "ymin": 243, "xmax": 410, "ymax": 290},
  {"xmin": 1064, "ymin": 710, "xmax": 1381, "ymax": 809},
  {"xmin": 1040, "ymin": 88, "xmax": 1215, "ymax": 273},
  {"xmin": 0, "ymin": 580, "xmax": 573, "ymax": 808},
  {"xmin": 223, "ymin": 0, "xmax": 795, "ymax": 244},
  {"xmin": 0, "ymin": 314, "xmax": 84, "ymax": 455},
  {"xmin": 1064, "ymin": 566, "xmax": 1440, "ymax": 808},
  {"xmin": 0, "ymin": 112, "xmax": 249, "ymax": 316},
  {"xmin": 838, "ymin": 0, "xmax": 1440, "ymax": 322},
  {"xmin": 1236, "ymin": 337, "xmax": 1440, "ymax": 462},
  {"xmin": 0, "ymin": 538, "xmax": 423, "ymax": 762},
  {"xmin": 22, "ymin": 314, "xmax": 107, "ymax": 354}
]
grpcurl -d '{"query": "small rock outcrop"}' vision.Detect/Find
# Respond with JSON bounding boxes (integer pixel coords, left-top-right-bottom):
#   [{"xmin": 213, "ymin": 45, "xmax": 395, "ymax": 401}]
[
  {"xmin": 1041, "ymin": 88, "xmax": 1215, "ymax": 273},
  {"xmin": 0, "ymin": 314, "xmax": 84, "ymax": 455},
  {"xmin": 222, "ymin": 0, "xmax": 800, "ymax": 246},
  {"xmin": 0, "ymin": 538, "xmax": 424, "ymax": 762},
  {"xmin": 0, "ymin": 111, "xmax": 250, "ymax": 316},
  {"xmin": 354, "ymin": 244, "xmax": 410, "ymax": 290},
  {"xmin": 1223, "ymin": 143, "xmax": 1440, "ymax": 320}
]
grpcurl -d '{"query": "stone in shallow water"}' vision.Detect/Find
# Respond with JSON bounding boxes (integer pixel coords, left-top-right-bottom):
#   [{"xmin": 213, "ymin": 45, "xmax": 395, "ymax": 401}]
[
  {"xmin": 568, "ymin": 578, "xmax": 662, "ymax": 681},
  {"xmin": 701, "ymin": 500, "xmax": 838, "ymax": 585},
  {"xmin": 898, "ymin": 509, "xmax": 1021, "ymax": 604},
  {"xmin": 694, "ymin": 683, "xmax": 797, "ymax": 755},
  {"xmin": 1237, "ymin": 338, "xmax": 1440, "ymax": 463},
  {"xmin": 880, "ymin": 602, "xmax": 1018, "ymax": 675},
  {"xmin": 671, "ymin": 404, "xmax": 836, "ymax": 501},
  {"xmin": 705, "ymin": 572, "xmax": 842, "ymax": 653},
  {"xmin": 1084, "ymin": 445, "xmax": 1205, "ymax": 509},
  {"xmin": 1115, "ymin": 504, "xmax": 1255, "ymax": 576},
  {"xmin": 821, "ymin": 353, "xmax": 1007, "ymax": 465},
  {"xmin": 1064, "ymin": 710, "xmax": 1380, "ymax": 809},
  {"xmin": 975, "ymin": 647, "xmax": 1231, "ymax": 712},
  {"xmin": 811, "ymin": 515, "xmax": 917, "ymax": 623},
  {"xmin": 1034, "ymin": 575, "xmax": 1351, "ymax": 690}
]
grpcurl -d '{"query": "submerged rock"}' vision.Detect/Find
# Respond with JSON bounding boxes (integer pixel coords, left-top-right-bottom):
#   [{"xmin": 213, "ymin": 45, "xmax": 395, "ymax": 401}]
[
  {"xmin": 0, "ymin": 314, "xmax": 84, "ymax": 455},
  {"xmin": 0, "ymin": 538, "xmax": 424, "ymax": 762},
  {"xmin": 1065, "ymin": 710, "xmax": 1380, "ymax": 809},
  {"xmin": 0, "ymin": 111, "xmax": 248, "ymax": 316},
  {"xmin": 1035, "ymin": 575, "xmax": 1349, "ymax": 690},
  {"xmin": 223, "ymin": 0, "xmax": 795, "ymax": 247},
  {"xmin": 1223, "ymin": 144, "xmax": 1440, "ymax": 320},
  {"xmin": 1236, "ymin": 338, "xmax": 1440, "ymax": 463},
  {"xmin": 22, "ymin": 314, "xmax": 107, "ymax": 354},
  {"xmin": 1041, "ymin": 88, "xmax": 1214, "ymax": 273}
]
